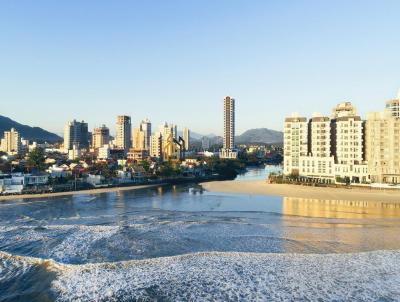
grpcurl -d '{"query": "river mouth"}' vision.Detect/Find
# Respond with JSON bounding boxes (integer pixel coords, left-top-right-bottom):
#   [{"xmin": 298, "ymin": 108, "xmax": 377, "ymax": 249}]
[{"xmin": 1, "ymin": 168, "xmax": 400, "ymax": 301}]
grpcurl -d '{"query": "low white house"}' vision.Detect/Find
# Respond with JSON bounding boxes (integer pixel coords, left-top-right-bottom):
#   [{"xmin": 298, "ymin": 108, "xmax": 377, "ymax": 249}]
[
  {"xmin": 0, "ymin": 173, "xmax": 49, "ymax": 194},
  {"xmin": 86, "ymin": 174, "xmax": 105, "ymax": 187}
]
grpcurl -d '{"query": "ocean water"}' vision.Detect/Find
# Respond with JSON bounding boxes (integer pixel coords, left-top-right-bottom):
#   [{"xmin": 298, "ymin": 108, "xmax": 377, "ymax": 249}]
[{"xmin": 1, "ymin": 169, "xmax": 400, "ymax": 301}]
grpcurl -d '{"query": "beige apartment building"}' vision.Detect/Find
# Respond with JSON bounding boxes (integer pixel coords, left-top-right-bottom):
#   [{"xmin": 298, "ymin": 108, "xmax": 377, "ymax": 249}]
[
  {"xmin": 116, "ymin": 115, "xmax": 132, "ymax": 154},
  {"xmin": 92, "ymin": 125, "xmax": 110, "ymax": 149},
  {"xmin": 1, "ymin": 128, "xmax": 21, "ymax": 155},
  {"xmin": 150, "ymin": 132, "xmax": 163, "ymax": 160},
  {"xmin": 366, "ymin": 100, "xmax": 400, "ymax": 184},
  {"xmin": 133, "ymin": 127, "xmax": 146, "ymax": 150}
]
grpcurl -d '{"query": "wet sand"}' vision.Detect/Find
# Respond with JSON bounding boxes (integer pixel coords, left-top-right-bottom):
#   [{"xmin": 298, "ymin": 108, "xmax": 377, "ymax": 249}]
[
  {"xmin": 0, "ymin": 184, "xmax": 162, "ymax": 201},
  {"xmin": 201, "ymin": 180, "xmax": 400, "ymax": 202}
]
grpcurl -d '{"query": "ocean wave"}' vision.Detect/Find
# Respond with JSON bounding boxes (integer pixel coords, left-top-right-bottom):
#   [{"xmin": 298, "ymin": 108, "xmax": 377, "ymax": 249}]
[{"xmin": 1, "ymin": 250, "xmax": 400, "ymax": 301}]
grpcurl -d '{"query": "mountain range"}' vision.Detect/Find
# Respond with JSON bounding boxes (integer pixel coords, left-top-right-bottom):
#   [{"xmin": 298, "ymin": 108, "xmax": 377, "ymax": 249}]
[
  {"xmin": 0, "ymin": 115, "xmax": 62, "ymax": 143},
  {"xmin": 189, "ymin": 128, "xmax": 283, "ymax": 144}
]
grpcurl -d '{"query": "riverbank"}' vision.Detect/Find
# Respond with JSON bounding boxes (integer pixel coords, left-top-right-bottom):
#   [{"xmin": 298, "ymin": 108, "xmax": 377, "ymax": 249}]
[
  {"xmin": 0, "ymin": 183, "xmax": 163, "ymax": 201},
  {"xmin": 201, "ymin": 180, "xmax": 400, "ymax": 202}
]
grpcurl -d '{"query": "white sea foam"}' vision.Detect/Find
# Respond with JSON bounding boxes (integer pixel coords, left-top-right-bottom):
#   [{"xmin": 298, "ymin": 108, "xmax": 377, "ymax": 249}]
[{"xmin": 50, "ymin": 250, "xmax": 400, "ymax": 301}]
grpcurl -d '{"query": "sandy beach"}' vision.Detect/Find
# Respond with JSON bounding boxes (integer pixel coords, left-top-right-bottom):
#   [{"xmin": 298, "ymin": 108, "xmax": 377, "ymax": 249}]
[
  {"xmin": 201, "ymin": 180, "xmax": 400, "ymax": 202},
  {"xmin": 0, "ymin": 184, "xmax": 163, "ymax": 201}
]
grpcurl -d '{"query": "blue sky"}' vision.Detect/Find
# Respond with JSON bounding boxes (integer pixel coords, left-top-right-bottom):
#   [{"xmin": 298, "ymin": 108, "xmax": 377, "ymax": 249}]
[{"xmin": 1, "ymin": 1, "xmax": 400, "ymax": 136}]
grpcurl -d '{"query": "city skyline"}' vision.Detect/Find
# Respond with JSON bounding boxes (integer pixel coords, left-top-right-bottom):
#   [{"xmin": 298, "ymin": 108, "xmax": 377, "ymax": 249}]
[{"xmin": 1, "ymin": 1, "xmax": 400, "ymax": 134}]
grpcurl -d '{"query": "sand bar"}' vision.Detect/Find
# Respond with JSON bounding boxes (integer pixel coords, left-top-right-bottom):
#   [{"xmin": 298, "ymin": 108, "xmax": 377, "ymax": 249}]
[
  {"xmin": 0, "ymin": 184, "xmax": 163, "ymax": 201},
  {"xmin": 201, "ymin": 180, "xmax": 400, "ymax": 202}
]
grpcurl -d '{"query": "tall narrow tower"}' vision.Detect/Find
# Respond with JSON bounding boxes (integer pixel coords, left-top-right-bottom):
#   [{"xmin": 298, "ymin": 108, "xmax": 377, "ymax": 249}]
[
  {"xmin": 220, "ymin": 96, "xmax": 238, "ymax": 159},
  {"xmin": 223, "ymin": 96, "xmax": 235, "ymax": 149},
  {"xmin": 116, "ymin": 115, "xmax": 132, "ymax": 153}
]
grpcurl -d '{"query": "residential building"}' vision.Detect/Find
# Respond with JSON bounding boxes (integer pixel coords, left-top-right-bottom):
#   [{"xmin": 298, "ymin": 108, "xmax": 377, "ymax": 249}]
[
  {"xmin": 98, "ymin": 145, "xmax": 111, "ymax": 160},
  {"xmin": 127, "ymin": 149, "xmax": 149, "ymax": 161},
  {"xmin": 150, "ymin": 132, "xmax": 163, "ymax": 160},
  {"xmin": 283, "ymin": 115, "xmax": 308, "ymax": 176},
  {"xmin": 140, "ymin": 118, "xmax": 152, "ymax": 151},
  {"xmin": 92, "ymin": 125, "xmax": 110, "ymax": 149},
  {"xmin": 331, "ymin": 103, "xmax": 369, "ymax": 183},
  {"xmin": 133, "ymin": 127, "xmax": 146, "ymax": 150},
  {"xmin": 220, "ymin": 96, "xmax": 238, "ymax": 159},
  {"xmin": 1, "ymin": 128, "xmax": 21, "ymax": 155},
  {"xmin": 366, "ymin": 102, "xmax": 400, "ymax": 184},
  {"xmin": 64, "ymin": 120, "xmax": 89, "ymax": 151},
  {"xmin": 116, "ymin": 115, "xmax": 132, "ymax": 153},
  {"xmin": 284, "ymin": 102, "xmax": 369, "ymax": 184},
  {"xmin": 68, "ymin": 145, "xmax": 82, "ymax": 160}
]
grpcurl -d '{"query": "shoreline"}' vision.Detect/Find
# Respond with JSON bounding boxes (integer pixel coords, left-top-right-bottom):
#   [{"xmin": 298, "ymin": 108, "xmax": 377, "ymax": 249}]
[
  {"xmin": 201, "ymin": 180, "xmax": 400, "ymax": 203},
  {"xmin": 0, "ymin": 183, "xmax": 164, "ymax": 201}
]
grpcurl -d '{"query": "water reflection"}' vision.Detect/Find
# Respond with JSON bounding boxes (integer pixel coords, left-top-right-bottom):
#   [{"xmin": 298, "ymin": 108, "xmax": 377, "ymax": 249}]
[
  {"xmin": 281, "ymin": 197, "xmax": 400, "ymax": 253},
  {"xmin": 283, "ymin": 197, "xmax": 400, "ymax": 219}
]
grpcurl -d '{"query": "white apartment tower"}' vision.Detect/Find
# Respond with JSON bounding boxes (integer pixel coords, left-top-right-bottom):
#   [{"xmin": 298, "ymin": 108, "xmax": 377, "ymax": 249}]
[
  {"xmin": 220, "ymin": 96, "xmax": 237, "ymax": 159},
  {"xmin": 284, "ymin": 102, "xmax": 369, "ymax": 184},
  {"xmin": 283, "ymin": 116, "xmax": 308, "ymax": 175},
  {"xmin": 116, "ymin": 115, "xmax": 132, "ymax": 153},
  {"xmin": 331, "ymin": 103, "xmax": 368, "ymax": 182}
]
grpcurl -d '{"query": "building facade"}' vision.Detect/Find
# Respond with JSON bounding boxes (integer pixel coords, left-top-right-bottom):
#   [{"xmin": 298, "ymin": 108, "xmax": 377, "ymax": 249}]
[
  {"xmin": 140, "ymin": 118, "xmax": 152, "ymax": 151},
  {"xmin": 92, "ymin": 125, "xmax": 110, "ymax": 149},
  {"xmin": 284, "ymin": 103, "xmax": 369, "ymax": 184},
  {"xmin": 283, "ymin": 116, "xmax": 308, "ymax": 176},
  {"xmin": 1, "ymin": 128, "xmax": 21, "ymax": 155},
  {"xmin": 116, "ymin": 115, "xmax": 132, "ymax": 154},
  {"xmin": 220, "ymin": 96, "xmax": 237, "ymax": 159},
  {"xmin": 366, "ymin": 106, "xmax": 400, "ymax": 184},
  {"xmin": 150, "ymin": 132, "xmax": 163, "ymax": 160},
  {"xmin": 64, "ymin": 120, "xmax": 89, "ymax": 151}
]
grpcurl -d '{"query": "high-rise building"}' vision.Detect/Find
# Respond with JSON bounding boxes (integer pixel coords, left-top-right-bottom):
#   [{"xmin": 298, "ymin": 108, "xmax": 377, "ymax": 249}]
[
  {"xmin": 92, "ymin": 125, "xmax": 110, "ymax": 149},
  {"xmin": 0, "ymin": 128, "xmax": 21, "ymax": 155},
  {"xmin": 150, "ymin": 132, "xmax": 163, "ymax": 160},
  {"xmin": 223, "ymin": 96, "xmax": 235, "ymax": 149},
  {"xmin": 283, "ymin": 115, "xmax": 308, "ymax": 176},
  {"xmin": 132, "ymin": 127, "xmax": 145, "ymax": 150},
  {"xmin": 140, "ymin": 119, "xmax": 152, "ymax": 151},
  {"xmin": 183, "ymin": 128, "xmax": 190, "ymax": 151},
  {"xmin": 116, "ymin": 115, "xmax": 132, "ymax": 153},
  {"xmin": 64, "ymin": 120, "xmax": 89, "ymax": 151},
  {"xmin": 284, "ymin": 103, "xmax": 369, "ymax": 184},
  {"xmin": 331, "ymin": 103, "xmax": 367, "ymax": 181},
  {"xmin": 220, "ymin": 96, "xmax": 237, "ymax": 159},
  {"xmin": 366, "ymin": 101, "xmax": 400, "ymax": 184}
]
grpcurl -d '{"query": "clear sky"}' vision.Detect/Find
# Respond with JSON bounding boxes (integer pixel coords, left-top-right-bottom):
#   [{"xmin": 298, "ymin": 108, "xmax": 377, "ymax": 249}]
[{"xmin": 1, "ymin": 1, "xmax": 400, "ymax": 136}]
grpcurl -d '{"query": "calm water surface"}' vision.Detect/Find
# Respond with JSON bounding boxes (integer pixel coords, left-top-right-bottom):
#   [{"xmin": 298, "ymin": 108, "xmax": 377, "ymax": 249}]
[{"xmin": 1, "ymin": 167, "xmax": 400, "ymax": 301}]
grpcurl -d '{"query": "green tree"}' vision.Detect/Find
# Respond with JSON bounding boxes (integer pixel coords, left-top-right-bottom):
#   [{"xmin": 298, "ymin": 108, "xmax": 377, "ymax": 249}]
[{"xmin": 27, "ymin": 148, "xmax": 46, "ymax": 172}]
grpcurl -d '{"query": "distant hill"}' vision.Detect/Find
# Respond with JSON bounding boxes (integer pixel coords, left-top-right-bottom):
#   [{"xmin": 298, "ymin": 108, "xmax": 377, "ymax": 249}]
[
  {"xmin": 236, "ymin": 128, "xmax": 283, "ymax": 144},
  {"xmin": 0, "ymin": 115, "xmax": 62, "ymax": 143}
]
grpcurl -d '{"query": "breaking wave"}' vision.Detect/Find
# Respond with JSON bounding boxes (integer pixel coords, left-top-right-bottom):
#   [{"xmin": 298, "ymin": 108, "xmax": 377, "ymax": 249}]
[{"xmin": 1, "ymin": 250, "xmax": 400, "ymax": 301}]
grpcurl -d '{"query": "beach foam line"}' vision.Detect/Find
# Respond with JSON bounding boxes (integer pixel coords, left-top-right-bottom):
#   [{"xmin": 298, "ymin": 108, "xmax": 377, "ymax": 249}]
[{"xmin": 2, "ymin": 250, "xmax": 400, "ymax": 301}]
